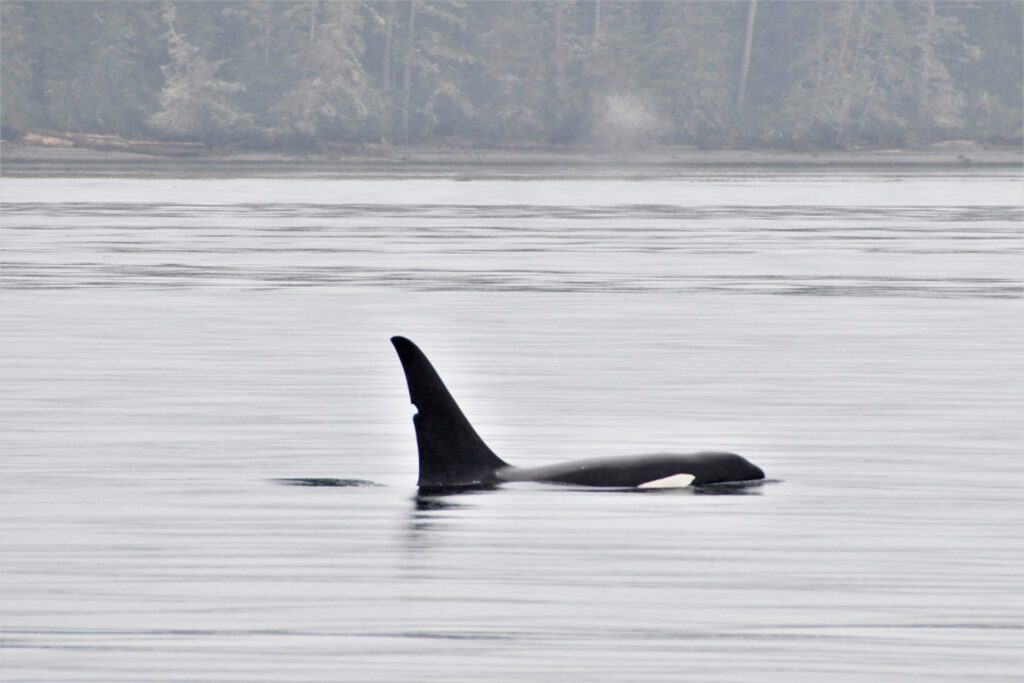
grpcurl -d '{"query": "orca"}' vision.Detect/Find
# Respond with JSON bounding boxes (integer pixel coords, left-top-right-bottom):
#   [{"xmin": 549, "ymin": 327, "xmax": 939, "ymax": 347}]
[{"xmin": 391, "ymin": 336, "xmax": 765, "ymax": 490}]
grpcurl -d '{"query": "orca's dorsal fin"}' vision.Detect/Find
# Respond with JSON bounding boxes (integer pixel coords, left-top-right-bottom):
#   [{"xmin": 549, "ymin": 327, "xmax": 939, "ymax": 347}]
[{"xmin": 391, "ymin": 337, "xmax": 509, "ymax": 488}]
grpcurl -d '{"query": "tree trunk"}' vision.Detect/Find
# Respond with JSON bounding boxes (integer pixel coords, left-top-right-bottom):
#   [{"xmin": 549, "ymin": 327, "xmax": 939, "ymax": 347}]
[
  {"xmin": 401, "ymin": 1, "xmax": 417, "ymax": 141},
  {"xmin": 737, "ymin": 0, "xmax": 757, "ymax": 113},
  {"xmin": 915, "ymin": 1, "xmax": 936, "ymax": 132},
  {"xmin": 382, "ymin": 1, "xmax": 394, "ymax": 93},
  {"xmin": 263, "ymin": 6, "xmax": 271, "ymax": 63},
  {"xmin": 303, "ymin": 0, "xmax": 317, "ymax": 78},
  {"xmin": 554, "ymin": 4, "xmax": 565, "ymax": 90},
  {"xmin": 380, "ymin": 1, "xmax": 396, "ymax": 141},
  {"xmin": 855, "ymin": 6, "xmax": 887, "ymax": 139},
  {"xmin": 837, "ymin": 2, "xmax": 869, "ymax": 141},
  {"xmin": 308, "ymin": 0, "xmax": 317, "ymax": 47}
]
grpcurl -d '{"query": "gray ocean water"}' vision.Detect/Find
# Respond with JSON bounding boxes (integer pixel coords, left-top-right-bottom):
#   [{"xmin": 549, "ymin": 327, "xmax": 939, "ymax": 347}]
[{"xmin": 1, "ymin": 168, "xmax": 1022, "ymax": 682}]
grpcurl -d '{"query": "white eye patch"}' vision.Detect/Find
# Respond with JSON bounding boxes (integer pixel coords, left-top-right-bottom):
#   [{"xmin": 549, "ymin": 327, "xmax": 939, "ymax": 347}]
[{"xmin": 637, "ymin": 473, "xmax": 695, "ymax": 489}]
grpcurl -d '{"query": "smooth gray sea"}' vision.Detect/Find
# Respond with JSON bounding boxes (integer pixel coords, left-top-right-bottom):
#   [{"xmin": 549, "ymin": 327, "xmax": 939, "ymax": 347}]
[{"xmin": 1, "ymin": 167, "xmax": 1022, "ymax": 682}]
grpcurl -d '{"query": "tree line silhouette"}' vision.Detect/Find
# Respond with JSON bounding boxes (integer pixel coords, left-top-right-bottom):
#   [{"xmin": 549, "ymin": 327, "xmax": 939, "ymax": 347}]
[{"xmin": 2, "ymin": 1, "xmax": 1021, "ymax": 150}]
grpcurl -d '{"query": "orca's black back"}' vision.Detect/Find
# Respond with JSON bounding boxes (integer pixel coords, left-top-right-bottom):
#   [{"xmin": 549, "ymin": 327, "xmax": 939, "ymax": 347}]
[
  {"xmin": 391, "ymin": 337, "xmax": 508, "ymax": 488},
  {"xmin": 501, "ymin": 452, "xmax": 764, "ymax": 487}
]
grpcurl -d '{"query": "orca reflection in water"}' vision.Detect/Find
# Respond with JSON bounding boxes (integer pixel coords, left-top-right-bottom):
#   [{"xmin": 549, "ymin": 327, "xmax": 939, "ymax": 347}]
[{"xmin": 391, "ymin": 336, "xmax": 765, "ymax": 490}]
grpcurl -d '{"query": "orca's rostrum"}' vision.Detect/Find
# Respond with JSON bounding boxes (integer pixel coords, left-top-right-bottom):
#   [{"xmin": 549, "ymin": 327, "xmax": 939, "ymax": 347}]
[{"xmin": 391, "ymin": 336, "xmax": 765, "ymax": 490}]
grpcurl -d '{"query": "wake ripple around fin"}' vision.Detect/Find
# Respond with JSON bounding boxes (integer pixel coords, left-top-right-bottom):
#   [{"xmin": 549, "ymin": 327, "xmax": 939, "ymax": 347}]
[{"xmin": 274, "ymin": 478, "xmax": 384, "ymax": 487}]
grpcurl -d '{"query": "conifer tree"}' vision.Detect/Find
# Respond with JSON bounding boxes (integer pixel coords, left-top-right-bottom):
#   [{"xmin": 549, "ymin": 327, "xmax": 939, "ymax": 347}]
[
  {"xmin": 0, "ymin": 2, "xmax": 34, "ymax": 135},
  {"xmin": 395, "ymin": 1, "xmax": 473, "ymax": 141},
  {"xmin": 148, "ymin": 1, "xmax": 250, "ymax": 142},
  {"xmin": 269, "ymin": 1, "xmax": 379, "ymax": 143},
  {"xmin": 648, "ymin": 2, "xmax": 739, "ymax": 145}
]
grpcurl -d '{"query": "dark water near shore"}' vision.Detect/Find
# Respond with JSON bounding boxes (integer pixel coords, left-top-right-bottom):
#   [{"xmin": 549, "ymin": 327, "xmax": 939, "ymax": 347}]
[{"xmin": 1, "ymin": 171, "xmax": 1022, "ymax": 681}]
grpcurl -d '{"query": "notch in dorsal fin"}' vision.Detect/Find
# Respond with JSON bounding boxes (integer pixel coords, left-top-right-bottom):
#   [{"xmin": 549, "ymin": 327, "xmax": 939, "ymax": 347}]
[{"xmin": 391, "ymin": 337, "xmax": 508, "ymax": 488}]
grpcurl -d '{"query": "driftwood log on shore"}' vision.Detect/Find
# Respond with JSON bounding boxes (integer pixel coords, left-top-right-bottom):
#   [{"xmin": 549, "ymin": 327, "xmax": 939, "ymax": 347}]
[{"xmin": 22, "ymin": 131, "xmax": 206, "ymax": 158}]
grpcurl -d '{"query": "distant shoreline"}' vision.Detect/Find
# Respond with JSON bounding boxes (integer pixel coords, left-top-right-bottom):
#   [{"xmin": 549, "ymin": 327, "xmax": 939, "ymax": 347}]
[{"xmin": 2, "ymin": 140, "xmax": 1020, "ymax": 178}]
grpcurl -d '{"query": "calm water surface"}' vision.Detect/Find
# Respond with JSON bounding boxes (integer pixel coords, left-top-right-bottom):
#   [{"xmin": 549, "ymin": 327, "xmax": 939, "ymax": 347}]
[{"xmin": 1, "ymin": 170, "xmax": 1022, "ymax": 681}]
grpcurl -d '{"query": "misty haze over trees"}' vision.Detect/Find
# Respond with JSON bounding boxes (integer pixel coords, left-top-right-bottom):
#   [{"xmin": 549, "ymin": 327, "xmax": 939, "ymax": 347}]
[{"xmin": 1, "ymin": 1, "xmax": 1021, "ymax": 151}]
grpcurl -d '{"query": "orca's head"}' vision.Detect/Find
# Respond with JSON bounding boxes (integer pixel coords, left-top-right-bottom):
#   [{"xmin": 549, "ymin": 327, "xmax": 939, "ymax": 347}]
[
  {"xmin": 731, "ymin": 453, "xmax": 765, "ymax": 481},
  {"xmin": 707, "ymin": 451, "xmax": 765, "ymax": 482}
]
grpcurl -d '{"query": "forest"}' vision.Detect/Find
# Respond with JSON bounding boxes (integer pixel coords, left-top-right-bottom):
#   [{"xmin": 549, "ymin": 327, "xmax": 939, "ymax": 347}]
[{"xmin": 1, "ymin": 1, "xmax": 1021, "ymax": 151}]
